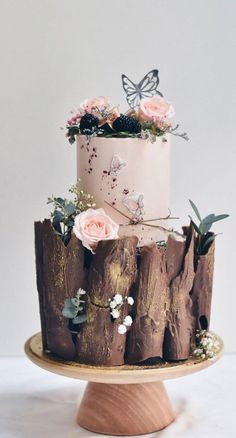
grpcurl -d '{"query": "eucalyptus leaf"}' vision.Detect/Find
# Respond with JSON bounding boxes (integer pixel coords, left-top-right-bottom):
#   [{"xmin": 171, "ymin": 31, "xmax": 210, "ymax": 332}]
[
  {"xmin": 53, "ymin": 210, "xmax": 64, "ymax": 223},
  {"xmin": 62, "ymin": 298, "xmax": 78, "ymax": 318},
  {"xmin": 71, "ymin": 297, "xmax": 80, "ymax": 306},
  {"xmin": 62, "ymin": 306, "xmax": 77, "ymax": 319},
  {"xmin": 65, "ymin": 202, "xmax": 76, "ymax": 216},
  {"xmin": 189, "ymin": 200, "xmax": 202, "ymax": 221},
  {"xmin": 52, "ymin": 219, "xmax": 62, "ymax": 235},
  {"xmin": 72, "ymin": 314, "xmax": 87, "ymax": 325},
  {"xmin": 55, "ymin": 197, "xmax": 65, "ymax": 206}
]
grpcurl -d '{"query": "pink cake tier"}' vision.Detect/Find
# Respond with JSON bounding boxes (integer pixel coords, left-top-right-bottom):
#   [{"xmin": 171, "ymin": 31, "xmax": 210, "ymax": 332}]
[{"xmin": 77, "ymin": 135, "xmax": 170, "ymax": 245}]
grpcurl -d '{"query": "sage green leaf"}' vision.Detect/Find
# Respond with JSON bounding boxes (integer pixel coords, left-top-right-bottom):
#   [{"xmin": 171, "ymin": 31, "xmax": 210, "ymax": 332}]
[
  {"xmin": 65, "ymin": 202, "xmax": 76, "ymax": 216},
  {"xmin": 53, "ymin": 210, "xmax": 64, "ymax": 223},
  {"xmin": 71, "ymin": 297, "xmax": 80, "ymax": 307},
  {"xmin": 55, "ymin": 197, "xmax": 65, "ymax": 206},
  {"xmin": 189, "ymin": 200, "xmax": 202, "ymax": 221},
  {"xmin": 201, "ymin": 235, "xmax": 216, "ymax": 252},
  {"xmin": 72, "ymin": 314, "xmax": 87, "ymax": 324},
  {"xmin": 210, "ymin": 214, "xmax": 229, "ymax": 223},
  {"xmin": 69, "ymin": 136, "xmax": 76, "ymax": 144},
  {"xmin": 62, "ymin": 306, "xmax": 77, "ymax": 319},
  {"xmin": 200, "ymin": 214, "xmax": 216, "ymax": 234},
  {"xmin": 62, "ymin": 298, "xmax": 78, "ymax": 318},
  {"xmin": 189, "ymin": 216, "xmax": 202, "ymax": 235},
  {"xmin": 201, "ymin": 214, "xmax": 216, "ymax": 224}
]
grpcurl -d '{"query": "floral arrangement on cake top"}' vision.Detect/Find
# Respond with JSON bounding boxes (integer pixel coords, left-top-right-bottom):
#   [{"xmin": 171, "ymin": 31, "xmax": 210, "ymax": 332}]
[{"xmin": 66, "ymin": 69, "xmax": 189, "ymax": 144}]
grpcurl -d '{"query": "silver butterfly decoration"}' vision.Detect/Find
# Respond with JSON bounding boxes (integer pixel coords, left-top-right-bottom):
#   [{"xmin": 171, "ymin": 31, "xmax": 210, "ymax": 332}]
[{"xmin": 122, "ymin": 69, "xmax": 163, "ymax": 109}]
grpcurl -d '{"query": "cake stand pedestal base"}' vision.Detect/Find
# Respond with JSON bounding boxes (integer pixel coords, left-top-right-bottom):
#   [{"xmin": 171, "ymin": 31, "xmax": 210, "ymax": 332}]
[
  {"xmin": 77, "ymin": 381, "xmax": 174, "ymax": 435},
  {"xmin": 25, "ymin": 333, "xmax": 223, "ymax": 436}
]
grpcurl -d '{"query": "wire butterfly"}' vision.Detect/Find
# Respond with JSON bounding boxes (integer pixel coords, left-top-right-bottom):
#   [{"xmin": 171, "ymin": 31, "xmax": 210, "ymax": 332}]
[{"xmin": 121, "ymin": 69, "xmax": 163, "ymax": 109}]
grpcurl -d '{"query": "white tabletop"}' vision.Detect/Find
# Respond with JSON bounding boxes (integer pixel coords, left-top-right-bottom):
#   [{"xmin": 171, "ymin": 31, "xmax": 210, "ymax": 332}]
[{"xmin": 0, "ymin": 354, "xmax": 235, "ymax": 438}]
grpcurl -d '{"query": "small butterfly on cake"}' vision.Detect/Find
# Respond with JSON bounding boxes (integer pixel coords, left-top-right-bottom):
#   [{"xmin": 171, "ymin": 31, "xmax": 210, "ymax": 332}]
[{"xmin": 122, "ymin": 192, "xmax": 145, "ymax": 222}]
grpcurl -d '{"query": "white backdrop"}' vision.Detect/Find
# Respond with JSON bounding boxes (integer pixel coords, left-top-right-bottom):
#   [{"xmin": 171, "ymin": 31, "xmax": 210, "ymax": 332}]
[{"xmin": 0, "ymin": 0, "xmax": 235, "ymax": 356}]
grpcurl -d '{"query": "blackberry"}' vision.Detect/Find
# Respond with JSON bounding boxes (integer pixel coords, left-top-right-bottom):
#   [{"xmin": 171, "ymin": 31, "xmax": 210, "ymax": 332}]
[
  {"xmin": 100, "ymin": 123, "xmax": 115, "ymax": 134},
  {"xmin": 80, "ymin": 113, "xmax": 99, "ymax": 134},
  {"xmin": 113, "ymin": 114, "xmax": 141, "ymax": 134}
]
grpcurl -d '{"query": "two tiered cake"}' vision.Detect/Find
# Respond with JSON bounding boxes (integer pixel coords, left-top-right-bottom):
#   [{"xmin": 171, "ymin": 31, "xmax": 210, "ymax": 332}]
[{"xmin": 35, "ymin": 70, "xmax": 226, "ymax": 365}]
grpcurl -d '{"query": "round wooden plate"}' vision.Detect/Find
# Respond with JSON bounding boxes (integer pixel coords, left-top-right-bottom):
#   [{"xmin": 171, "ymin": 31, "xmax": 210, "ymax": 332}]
[
  {"xmin": 24, "ymin": 332, "xmax": 224, "ymax": 435},
  {"xmin": 25, "ymin": 332, "xmax": 223, "ymax": 384}
]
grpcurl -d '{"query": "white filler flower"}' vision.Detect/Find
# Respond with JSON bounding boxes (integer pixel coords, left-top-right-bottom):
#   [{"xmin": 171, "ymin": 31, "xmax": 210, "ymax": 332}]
[
  {"xmin": 127, "ymin": 297, "xmax": 134, "ymax": 306},
  {"xmin": 123, "ymin": 315, "xmax": 133, "ymax": 327},
  {"xmin": 111, "ymin": 308, "xmax": 120, "ymax": 319},
  {"xmin": 113, "ymin": 294, "xmax": 123, "ymax": 305},
  {"xmin": 118, "ymin": 324, "xmax": 127, "ymax": 335}
]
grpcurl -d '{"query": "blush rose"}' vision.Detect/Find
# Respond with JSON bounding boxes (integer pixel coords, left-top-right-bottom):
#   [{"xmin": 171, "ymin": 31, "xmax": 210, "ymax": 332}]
[
  {"xmin": 80, "ymin": 96, "xmax": 110, "ymax": 115},
  {"xmin": 73, "ymin": 208, "xmax": 119, "ymax": 253},
  {"xmin": 139, "ymin": 96, "xmax": 175, "ymax": 125}
]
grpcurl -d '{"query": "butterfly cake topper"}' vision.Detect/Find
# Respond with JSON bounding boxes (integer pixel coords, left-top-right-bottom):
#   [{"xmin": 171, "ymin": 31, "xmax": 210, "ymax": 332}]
[{"xmin": 121, "ymin": 69, "xmax": 163, "ymax": 109}]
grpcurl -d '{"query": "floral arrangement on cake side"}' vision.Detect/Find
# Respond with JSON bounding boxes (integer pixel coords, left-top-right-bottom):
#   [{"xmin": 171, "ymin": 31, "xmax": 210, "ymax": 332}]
[{"xmin": 66, "ymin": 69, "xmax": 188, "ymax": 144}]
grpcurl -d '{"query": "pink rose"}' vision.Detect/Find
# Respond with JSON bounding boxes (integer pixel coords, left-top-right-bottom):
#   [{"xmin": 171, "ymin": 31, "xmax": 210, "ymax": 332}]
[
  {"xmin": 139, "ymin": 96, "xmax": 175, "ymax": 125},
  {"xmin": 67, "ymin": 110, "xmax": 85, "ymax": 125},
  {"xmin": 80, "ymin": 96, "xmax": 110, "ymax": 116},
  {"xmin": 73, "ymin": 208, "xmax": 119, "ymax": 253}
]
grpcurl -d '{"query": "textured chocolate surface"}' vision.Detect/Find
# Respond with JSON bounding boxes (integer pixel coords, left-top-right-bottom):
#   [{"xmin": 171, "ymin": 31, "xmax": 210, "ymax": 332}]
[
  {"xmin": 35, "ymin": 219, "xmax": 85, "ymax": 360},
  {"xmin": 76, "ymin": 237, "xmax": 138, "ymax": 365}
]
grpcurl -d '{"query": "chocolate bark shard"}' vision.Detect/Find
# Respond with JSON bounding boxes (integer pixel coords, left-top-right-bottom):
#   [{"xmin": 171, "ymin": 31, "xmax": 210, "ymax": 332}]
[
  {"xmin": 163, "ymin": 227, "xmax": 195, "ymax": 361},
  {"xmin": 126, "ymin": 244, "xmax": 168, "ymax": 363},
  {"xmin": 76, "ymin": 236, "xmax": 138, "ymax": 366},
  {"xmin": 34, "ymin": 219, "xmax": 85, "ymax": 360},
  {"xmin": 191, "ymin": 239, "xmax": 215, "ymax": 332}
]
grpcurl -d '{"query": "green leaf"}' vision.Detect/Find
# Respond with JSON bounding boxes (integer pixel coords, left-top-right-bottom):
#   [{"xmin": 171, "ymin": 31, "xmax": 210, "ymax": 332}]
[
  {"xmin": 201, "ymin": 235, "xmax": 216, "ymax": 252},
  {"xmin": 62, "ymin": 298, "xmax": 77, "ymax": 319},
  {"xmin": 53, "ymin": 210, "xmax": 64, "ymax": 223},
  {"xmin": 209, "ymin": 214, "xmax": 229, "ymax": 223},
  {"xmin": 189, "ymin": 200, "xmax": 202, "ymax": 221},
  {"xmin": 71, "ymin": 297, "xmax": 80, "ymax": 307},
  {"xmin": 69, "ymin": 136, "xmax": 76, "ymax": 144},
  {"xmin": 200, "ymin": 214, "xmax": 216, "ymax": 235},
  {"xmin": 189, "ymin": 216, "xmax": 202, "ymax": 235},
  {"xmin": 65, "ymin": 202, "xmax": 76, "ymax": 216},
  {"xmin": 72, "ymin": 314, "xmax": 87, "ymax": 324},
  {"xmin": 62, "ymin": 307, "xmax": 77, "ymax": 319},
  {"xmin": 55, "ymin": 197, "xmax": 65, "ymax": 206}
]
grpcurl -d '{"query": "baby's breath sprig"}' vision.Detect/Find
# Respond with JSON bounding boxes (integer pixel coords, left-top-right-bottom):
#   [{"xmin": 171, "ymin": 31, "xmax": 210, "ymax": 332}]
[
  {"xmin": 193, "ymin": 330, "xmax": 221, "ymax": 359},
  {"xmin": 69, "ymin": 180, "xmax": 96, "ymax": 212},
  {"xmin": 109, "ymin": 294, "xmax": 134, "ymax": 335}
]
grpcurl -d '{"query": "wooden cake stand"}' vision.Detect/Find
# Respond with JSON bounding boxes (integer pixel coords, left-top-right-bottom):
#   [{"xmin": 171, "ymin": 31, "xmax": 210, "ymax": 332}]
[{"xmin": 25, "ymin": 332, "xmax": 223, "ymax": 436}]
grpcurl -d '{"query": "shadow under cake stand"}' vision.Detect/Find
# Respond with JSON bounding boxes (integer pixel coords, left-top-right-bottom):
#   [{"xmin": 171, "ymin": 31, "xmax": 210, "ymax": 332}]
[{"xmin": 25, "ymin": 332, "xmax": 223, "ymax": 436}]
